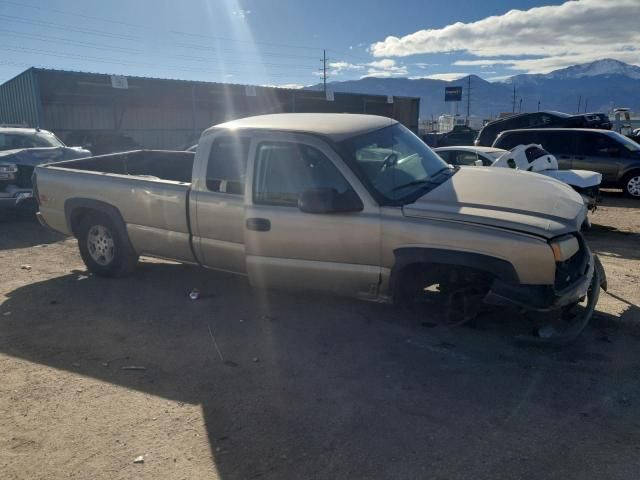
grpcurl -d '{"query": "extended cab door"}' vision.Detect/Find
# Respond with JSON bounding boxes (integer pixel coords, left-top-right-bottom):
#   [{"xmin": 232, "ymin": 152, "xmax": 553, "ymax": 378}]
[
  {"xmin": 191, "ymin": 132, "xmax": 251, "ymax": 273},
  {"xmin": 536, "ymin": 131, "xmax": 574, "ymax": 170},
  {"xmin": 243, "ymin": 132, "xmax": 382, "ymax": 297}
]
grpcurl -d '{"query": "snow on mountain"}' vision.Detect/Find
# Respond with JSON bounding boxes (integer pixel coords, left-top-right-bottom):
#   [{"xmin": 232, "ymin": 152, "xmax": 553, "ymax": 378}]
[{"xmin": 544, "ymin": 59, "xmax": 640, "ymax": 80}]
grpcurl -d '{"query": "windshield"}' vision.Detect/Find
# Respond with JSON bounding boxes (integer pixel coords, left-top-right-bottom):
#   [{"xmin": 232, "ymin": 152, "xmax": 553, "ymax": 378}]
[
  {"xmin": 0, "ymin": 131, "xmax": 64, "ymax": 151},
  {"xmin": 484, "ymin": 150, "xmax": 505, "ymax": 160},
  {"xmin": 338, "ymin": 123, "xmax": 452, "ymax": 205},
  {"xmin": 609, "ymin": 131, "xmax": 640, "ymax": 152}
]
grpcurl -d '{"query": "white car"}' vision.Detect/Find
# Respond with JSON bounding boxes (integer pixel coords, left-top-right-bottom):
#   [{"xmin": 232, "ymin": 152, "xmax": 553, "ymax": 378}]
[{"xmin": 434, "ymin": 145, "xmax": 602, "ymax": 210}]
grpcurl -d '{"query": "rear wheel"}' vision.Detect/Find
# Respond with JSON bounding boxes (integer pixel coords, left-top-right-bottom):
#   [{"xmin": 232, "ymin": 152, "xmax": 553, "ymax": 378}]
[
  {"xmin": 622, "ymin": 171, "xmax": 640, "ymax": 198},
  {"xmin": 77, "ymin": 211, "xmax": 138, "ymax": 277}
]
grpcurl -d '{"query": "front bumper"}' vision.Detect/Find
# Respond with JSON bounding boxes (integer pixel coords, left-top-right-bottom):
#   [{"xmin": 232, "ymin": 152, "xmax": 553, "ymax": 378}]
[
  {"xmin": 0, "ymin": 188, "xmax": 34, "ymax": 210},
  {"xmin": 484, "ymin": 250, "xmax": 604, "ymax": 312}
]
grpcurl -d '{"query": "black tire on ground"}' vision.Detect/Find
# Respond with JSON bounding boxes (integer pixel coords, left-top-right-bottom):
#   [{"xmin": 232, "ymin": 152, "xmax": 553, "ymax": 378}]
[
  {"xmin": 622, "ymin": 170, "xmax": 640, "ymax": 198},
  {"xmin": 77, "ymin": 211, "xmax": 138, "ymax": 277}
]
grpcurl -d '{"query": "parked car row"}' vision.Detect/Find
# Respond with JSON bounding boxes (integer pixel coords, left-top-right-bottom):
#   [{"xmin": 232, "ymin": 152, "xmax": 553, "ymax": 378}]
[
  {"xmin": 492, "ymin": 128, "xmax": 640, "ymax": 198},
  {"xmin": 434, "ymin": 144, "xmax": 602, "ymax": 212},
  {"xmin": 475, "ymin": 111, "xmax": 612, "ymax": 147}
]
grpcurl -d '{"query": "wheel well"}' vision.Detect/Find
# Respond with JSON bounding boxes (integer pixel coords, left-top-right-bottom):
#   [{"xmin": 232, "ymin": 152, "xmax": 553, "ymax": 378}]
[
  {"xmin": 622, "ymin": 168, "xmax": 640, "ymax": 182},
  {"xmin": 69, "ymin": 207, "xmax": 94, "ymax": 237},
  {"xmin": 390, "ymin": 247, "xmax": 519, "ymax": 303},
  {"xmin": 393, "ymin": 262, "xmax": 495, "ymax": 300}
]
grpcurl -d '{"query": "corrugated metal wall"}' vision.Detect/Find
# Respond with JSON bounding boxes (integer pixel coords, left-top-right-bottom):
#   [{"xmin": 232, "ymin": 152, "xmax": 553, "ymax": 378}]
[
  {"xmin": 0, "ymin": 68, "xmax": 41, "ymax": 127},
  {"xmin": 3, "ymin": 69, "xmax": 419, "ymax": 151}
]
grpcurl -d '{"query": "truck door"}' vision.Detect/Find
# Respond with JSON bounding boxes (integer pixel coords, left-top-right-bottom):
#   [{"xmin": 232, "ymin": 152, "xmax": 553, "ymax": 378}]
[
  {"xmin": 191, "ymin": 133, "xmax": 251, "ymax": 273},
  {"xmin": 243, "ymin": 132, "xmax": 382, "ymax": 297}
]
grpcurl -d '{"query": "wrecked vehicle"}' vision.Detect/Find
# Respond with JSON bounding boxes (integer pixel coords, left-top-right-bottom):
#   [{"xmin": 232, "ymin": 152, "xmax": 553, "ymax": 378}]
[
  {"xmin": 436, "ymin": 144, "xmax": 602, "ymax": 211},
  {"xmin": 33, "ymin": 114, "xmax": 605, "ymax": 343},
  {"xmin": 0, "ymin": 127, "xmax": 91, "ymax": 212}
]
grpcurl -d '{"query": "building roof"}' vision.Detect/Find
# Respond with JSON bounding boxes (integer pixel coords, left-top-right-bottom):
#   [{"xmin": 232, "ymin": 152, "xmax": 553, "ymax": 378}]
[{"xmin": 206, "ymin": 113, "xmax": 397, "ymax": 141}]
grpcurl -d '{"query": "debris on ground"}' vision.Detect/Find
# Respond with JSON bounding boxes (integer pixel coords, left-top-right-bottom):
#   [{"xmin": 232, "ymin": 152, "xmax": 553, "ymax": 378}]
[
  {"xmin": 207, "ymin": 323, "xmax": 225, "ymax": 362},
  {"xmin": 121, "ymin": 366, "xmax": 146, "ymax": 371},
  {"xmin": 71, "ymin": 362, "xmax": 80, "ymax": 367},
  {"xmin": 252, "ymin": 357, "xmax": 260, "ymax": 363},
  {"xmin": 20, "ymin": 264, "xmax": 32, "ymax": 270},
  {"xmin": 133, "ymin": 455, "xmax": 144, "ymax": 464},
  {"xmin": 189, "ymin": 289, "xmax": 200, "ymax": 301},
  {"xmin": 2, "ymin": 311, "xmax": 11, "ymax": 316}
]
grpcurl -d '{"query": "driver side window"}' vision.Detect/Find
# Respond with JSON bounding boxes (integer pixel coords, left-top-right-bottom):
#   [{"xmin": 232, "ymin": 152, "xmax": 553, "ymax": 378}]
[{"xmin": 253, "ymin": 142, "xmax": 352, "ymax": 207}]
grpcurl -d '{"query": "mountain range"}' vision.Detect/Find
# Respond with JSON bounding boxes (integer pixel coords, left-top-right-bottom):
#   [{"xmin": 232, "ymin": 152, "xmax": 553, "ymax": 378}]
[{"xmin": 308, "ymin": 59, "xmax": 640, "ymax": 119}]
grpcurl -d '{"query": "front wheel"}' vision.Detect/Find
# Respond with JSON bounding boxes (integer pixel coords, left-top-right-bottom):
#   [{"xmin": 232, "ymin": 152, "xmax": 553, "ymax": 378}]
[
  {"xmin": 77, "ymin": 212, "xmax": 138, "ymax": 277},
  {"xmin": 622, "ymin": 171, "xmax": 640, "ymax": 198}
]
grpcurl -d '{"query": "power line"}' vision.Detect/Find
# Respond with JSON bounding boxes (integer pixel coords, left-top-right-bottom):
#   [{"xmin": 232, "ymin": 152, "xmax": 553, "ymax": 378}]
[
  {"xmin": 0, "ymin": 0, "xmax": 141, "ymax": 28},
  {"xmin": 0, "ymin": 14, "xmax": 140, "ymax": 41}
]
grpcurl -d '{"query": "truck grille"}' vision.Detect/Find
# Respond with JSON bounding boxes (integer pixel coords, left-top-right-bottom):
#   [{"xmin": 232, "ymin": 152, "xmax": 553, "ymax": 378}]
[{"xmin": 16, "ymin": 166, "xmax": 34, "ymax": 189}]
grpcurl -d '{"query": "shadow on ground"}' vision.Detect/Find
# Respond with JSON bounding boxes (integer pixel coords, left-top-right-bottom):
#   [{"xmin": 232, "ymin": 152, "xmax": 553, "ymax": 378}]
[
  {"xmin": 0, "ymin": 214, "xmax": 66, "ymax": 250},
  {"xmin": 2, "ymin": 261, "xmax": 640, "ymax": 479}
]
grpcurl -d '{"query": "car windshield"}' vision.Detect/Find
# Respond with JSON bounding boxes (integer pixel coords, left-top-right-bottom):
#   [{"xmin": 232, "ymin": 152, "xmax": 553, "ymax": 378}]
[
  {"xmin": 338, "ymin": 123, "xmax": 453, "ymax": 205},
  {"xmin": 484, "ymin": 150, "xmax": 505, "ymax": 160},
  {"xmin": 0, "ymin": 131, "xmax": 64, "ymax": 151},
  {"xmin": 609, "ymin": 131, "xmax": 640, "ymax": 152}
]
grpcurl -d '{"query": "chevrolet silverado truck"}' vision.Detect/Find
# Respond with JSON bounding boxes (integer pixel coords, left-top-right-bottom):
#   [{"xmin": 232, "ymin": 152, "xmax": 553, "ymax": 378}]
[{"xmin": 34, "ymin": 114, "xmax": 605, "ymax": 344}]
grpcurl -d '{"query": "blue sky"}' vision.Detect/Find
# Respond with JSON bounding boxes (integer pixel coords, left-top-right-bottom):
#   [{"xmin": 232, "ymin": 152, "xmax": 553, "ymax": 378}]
[{"xmin": 0, "ymin": 0, "xmax": 637, "ymax": 86}]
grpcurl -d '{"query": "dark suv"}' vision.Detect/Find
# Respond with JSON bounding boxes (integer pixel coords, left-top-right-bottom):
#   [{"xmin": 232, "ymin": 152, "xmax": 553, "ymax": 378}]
[
  {"xmin": 476, "ymin": 111, "xmax": 611, "ymax": 147},
  {"xmin": 493, "ymin": 128, "xmax": 640, "ymax": 198}
]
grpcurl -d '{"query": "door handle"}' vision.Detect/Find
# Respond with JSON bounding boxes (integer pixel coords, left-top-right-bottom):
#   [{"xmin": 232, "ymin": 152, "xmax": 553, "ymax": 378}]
[
  {"xmin": 574, "ymin": 156, "xmax": 585, "ymax": 160},
  {"xmin": 246, "ymin": 218, "xmax": 271, "ymax": 232},
  {"xmin": 559, "ymin": 155, "xmax": 571, "ymax": 159}
]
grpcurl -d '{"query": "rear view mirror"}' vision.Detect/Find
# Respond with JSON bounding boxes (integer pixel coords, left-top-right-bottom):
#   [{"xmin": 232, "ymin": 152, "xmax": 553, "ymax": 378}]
[
  {"xmin": 474, "ymin": 159, "xmax": 483, "ymax": 167},
  {"xmin": 298, "ymin": 188, "xmax": 363, "ymax": 214}
]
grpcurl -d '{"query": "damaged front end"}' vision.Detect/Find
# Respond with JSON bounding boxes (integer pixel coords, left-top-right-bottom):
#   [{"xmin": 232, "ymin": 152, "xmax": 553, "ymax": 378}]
[{"xmin": 483, "ymin": 234, "xmax": 606, "ymax": 345}]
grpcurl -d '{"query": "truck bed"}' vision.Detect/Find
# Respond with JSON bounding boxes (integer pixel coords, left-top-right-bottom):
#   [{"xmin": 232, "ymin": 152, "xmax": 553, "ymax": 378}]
[
  {"xmin": 50, "ymin": 150, "xmax": 195, "ymax": 183},
  {"xmin": 35, "ymin": 150, "xmax": 197, "ymax": 263}
]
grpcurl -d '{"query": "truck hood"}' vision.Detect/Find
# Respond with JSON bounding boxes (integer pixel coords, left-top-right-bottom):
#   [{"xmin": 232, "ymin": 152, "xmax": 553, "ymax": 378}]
[
  {"xmin": 0, "ymin": 147, "xmax": 91, "ymax": 166},
  {"xmin": 402, "ymin": 167, "xmax": 586, "ymax": 238}
]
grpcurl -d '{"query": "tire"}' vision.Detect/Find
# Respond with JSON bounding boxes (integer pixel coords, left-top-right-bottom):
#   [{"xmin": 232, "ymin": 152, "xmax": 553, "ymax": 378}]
[
  {"xmin": 622, "ymin": 171, "xmax": 640, "ymax": 198},
  {"xmin": 77, "ymin": 211, "xmax": 138, "ymax": 277}
]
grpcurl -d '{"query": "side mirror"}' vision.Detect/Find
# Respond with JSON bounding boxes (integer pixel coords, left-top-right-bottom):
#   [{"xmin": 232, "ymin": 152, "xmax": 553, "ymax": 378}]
[
  {"xmin": 298, "ymin": 187, "xmax": 363, "ymax": 214},
  {"xmin": 474, "ymin": 159, "xmax": 483, "ymax": 167}
]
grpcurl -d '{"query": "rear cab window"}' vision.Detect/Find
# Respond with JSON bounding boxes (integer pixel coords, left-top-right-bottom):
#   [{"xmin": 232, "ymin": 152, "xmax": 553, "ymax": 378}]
[{"xmin": 206, "ymin": 136, "xmax": 250, "ymax": 195}]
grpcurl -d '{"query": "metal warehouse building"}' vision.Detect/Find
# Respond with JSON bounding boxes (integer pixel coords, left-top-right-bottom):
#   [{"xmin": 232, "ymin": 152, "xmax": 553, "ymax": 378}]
[{"xmin": 0, "ymin": 68, "xmax": 420, "ymax": 152}]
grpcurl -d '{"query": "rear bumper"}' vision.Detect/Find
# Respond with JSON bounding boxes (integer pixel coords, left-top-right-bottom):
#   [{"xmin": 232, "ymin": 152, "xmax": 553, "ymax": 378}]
[{"xmin": 484, "ymin": 251, "xmax": 604, "ymax": 312}]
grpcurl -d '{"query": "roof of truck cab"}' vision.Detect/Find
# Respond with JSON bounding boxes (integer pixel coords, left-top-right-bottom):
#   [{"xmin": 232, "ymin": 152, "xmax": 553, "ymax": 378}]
[{"xmin": 204, "ymin": 113, "xmax": 398, "ymax": 142}]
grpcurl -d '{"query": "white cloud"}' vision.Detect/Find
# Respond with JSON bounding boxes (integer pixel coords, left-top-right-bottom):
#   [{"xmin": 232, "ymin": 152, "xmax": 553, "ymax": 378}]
[
  {"xmin": 410, "ymin": 73, "xmax": 468, "ymax": 81},
  {"xmin": 370, "ymin": 0, "xmax": 640, "ymax": 73},
  {"xmin": 328, "ymin": 61, "xmax": 364, "ymax": 75},
  {"xmin": 361, "ymin": 58, "xmax": 408, "ymax": 78},
  {"xmin": 231, "ymin": 9, "xmax": 251, "ymax": 18}
]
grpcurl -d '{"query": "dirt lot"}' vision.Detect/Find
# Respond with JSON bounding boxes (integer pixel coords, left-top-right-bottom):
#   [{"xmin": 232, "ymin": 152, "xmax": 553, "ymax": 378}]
[{"xmin": 1, "ymin": 193, "xmax": 639, "ymax": 480}]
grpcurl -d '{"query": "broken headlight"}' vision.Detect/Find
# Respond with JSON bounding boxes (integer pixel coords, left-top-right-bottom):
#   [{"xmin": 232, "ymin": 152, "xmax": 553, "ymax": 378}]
[{"xmin": 550, "ymin": 235, "xmax": 579, "ymax": 262}]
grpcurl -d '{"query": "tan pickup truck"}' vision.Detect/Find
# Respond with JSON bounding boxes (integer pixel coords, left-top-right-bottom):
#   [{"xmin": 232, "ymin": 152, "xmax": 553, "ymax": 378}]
[{"xmin": 34, "ymin": 114, "xmax": 605, "ymax": 343}]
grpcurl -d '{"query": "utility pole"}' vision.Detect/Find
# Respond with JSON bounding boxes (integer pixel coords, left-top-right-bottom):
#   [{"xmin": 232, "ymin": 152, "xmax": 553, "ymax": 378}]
[
  {"xmin": 537, "ymin": 99, "xmax": 541, "ymax": 112},
  {"xmin": 466, "ymin": 75, "xmax": 471, "ymax": 125},
  {"xmin": 584, "ymin": 98, "xmax": 589, "ymax": 113},
  {"xmin": 321, "ymin": 49, "xmax": 328, "ymax": 94},
  {"xmin": 512, "ymin": 83, "xmax": 516, "ymax": 113},
  {"xmin": 577, "ymin": 95, "xmax": 582, "ymax": 113},
  {"xmin": 519, "ymin": 98, "xmax": 523, "ymax": 113}
]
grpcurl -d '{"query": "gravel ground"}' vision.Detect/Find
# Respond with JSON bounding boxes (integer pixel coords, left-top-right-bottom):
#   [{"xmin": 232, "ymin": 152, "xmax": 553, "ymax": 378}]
[{"xmin": 1, "ymin": 192, "xmax": 639, "ymax": 480}]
